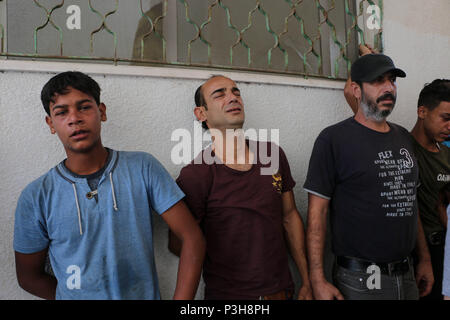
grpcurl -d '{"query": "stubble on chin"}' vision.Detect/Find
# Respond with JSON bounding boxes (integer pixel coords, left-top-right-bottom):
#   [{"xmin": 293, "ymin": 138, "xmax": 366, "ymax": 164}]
[{"xmin": 361, "ymin": 99, "xmax": 393, "ymax": 122}]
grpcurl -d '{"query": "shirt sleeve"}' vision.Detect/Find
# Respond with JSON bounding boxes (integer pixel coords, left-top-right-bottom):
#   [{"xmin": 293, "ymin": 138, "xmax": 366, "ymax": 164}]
[
  {"xmin": 13, "ymin": 186, "xmax": 50, "ymax": 254},
  {"xmin": 303, "ymin": 134, "xmax": 336, "ymax": 200},
  {"xmin": 146, "ymin": 155, "xmax": 185, "ymax": 215},
  {"xmin": 176, "ymin": 164, "xmax": 210, "ymax": 223}
]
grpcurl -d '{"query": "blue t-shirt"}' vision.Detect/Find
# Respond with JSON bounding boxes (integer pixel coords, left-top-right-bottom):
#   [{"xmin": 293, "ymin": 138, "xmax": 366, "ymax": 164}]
[
  {"xmin": 14, "ymin": 150, "xmax": 184, "ymax": 299},
  {"xmin": 443, "ymin": 136, "xmax": 450, "ymax": 148}
]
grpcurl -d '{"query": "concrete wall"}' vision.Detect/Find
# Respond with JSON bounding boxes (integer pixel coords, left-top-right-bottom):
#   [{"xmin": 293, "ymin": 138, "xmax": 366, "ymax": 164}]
[{"xmin": 1, "ymin": 0, "xmax": 449, "ymax": 299}]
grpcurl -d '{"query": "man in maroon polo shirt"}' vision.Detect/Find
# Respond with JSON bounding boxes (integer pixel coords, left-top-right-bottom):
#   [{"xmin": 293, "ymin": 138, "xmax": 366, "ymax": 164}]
[{"xmin": 170, "ymin": 75, "xmax": 312, "ymax": 300}]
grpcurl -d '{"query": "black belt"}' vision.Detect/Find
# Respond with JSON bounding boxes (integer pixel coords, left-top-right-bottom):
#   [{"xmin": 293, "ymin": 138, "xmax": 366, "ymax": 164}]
[{"xmin": 336, "ymin": 256, "xmax": 410, "ymax": 276}]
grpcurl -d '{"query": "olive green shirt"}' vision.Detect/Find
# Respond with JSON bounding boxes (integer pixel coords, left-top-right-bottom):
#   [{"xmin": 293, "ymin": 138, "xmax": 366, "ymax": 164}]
[{"xmin": 412, "ymin": 138, "xmax": 450, "ymax": 236}]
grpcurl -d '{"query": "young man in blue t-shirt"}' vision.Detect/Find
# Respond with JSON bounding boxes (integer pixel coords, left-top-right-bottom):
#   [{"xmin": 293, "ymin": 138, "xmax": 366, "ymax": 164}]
[{"xmin": 13, "ymin": 71, "xmax": 205, "ymax": 300}]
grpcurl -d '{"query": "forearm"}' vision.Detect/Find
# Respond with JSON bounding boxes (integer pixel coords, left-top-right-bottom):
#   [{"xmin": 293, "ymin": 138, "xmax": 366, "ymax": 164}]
[
  {"xmin": 437, "ymin": 192, "xmax": 448, "ymax": 228},
  {"xmin": 18, "ymin": 273, "xmax": 57, "ymax": 300},
  {"xmin": 173, "ymin": 232, "xmax": 206, "ymax": 300},
  {"xmin": 415, "ymin": 214, "xmax": 431, "ymax": 262},
  {"xmin": 283, "ymin": 211, "xmax": 310, "ymax": 286},
  {"xmin": 307, "ymin": 209, "xmax": 328, "ymax": 282},
  {"xmin": 438, "ymin": 206, "xmax": 448, "ymax": 228}
]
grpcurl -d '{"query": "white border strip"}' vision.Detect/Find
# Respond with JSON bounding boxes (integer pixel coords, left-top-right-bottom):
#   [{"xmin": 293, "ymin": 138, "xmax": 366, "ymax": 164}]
[{"xmin": 0, "ymin": 59, "xmax": 345, "ymax": 90}]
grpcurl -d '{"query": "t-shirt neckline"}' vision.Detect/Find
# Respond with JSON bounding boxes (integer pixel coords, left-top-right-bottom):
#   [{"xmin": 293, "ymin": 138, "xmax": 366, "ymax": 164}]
[{"xmin": 350, "ymin": 117, "xmax": 393, "ymax": 135}]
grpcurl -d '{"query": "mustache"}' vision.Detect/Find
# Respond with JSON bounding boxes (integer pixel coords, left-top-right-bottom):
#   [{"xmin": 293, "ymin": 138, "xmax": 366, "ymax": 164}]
[{"xmin": 377, "ymin": 93, "xmax": 396, "ymax": 103}]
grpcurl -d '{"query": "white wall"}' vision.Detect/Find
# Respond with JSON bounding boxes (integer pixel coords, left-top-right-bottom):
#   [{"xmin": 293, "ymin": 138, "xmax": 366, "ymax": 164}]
[
  {"xmin": 1, "ymin": 0, "xmax": 449, "ymax": 299},
  {"xmin": 383, "ymin": 0, "xmax": 450, "ymax": 129}
]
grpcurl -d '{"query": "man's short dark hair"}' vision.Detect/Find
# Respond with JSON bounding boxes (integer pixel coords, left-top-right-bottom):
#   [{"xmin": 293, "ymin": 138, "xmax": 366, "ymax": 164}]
[
  {"xmin": 194, "ymin": 75, "xmax": 225, "ymax": 130},
  {"xmin": 41, "ymin": 71, "xmax": 101, "ymax": 115},
  {"xmin": 194, "ymin": 84, "xmax": 208, "ymax": 130},
  {"xmin": 417, "ymin": 79, "xmax": 450, "ymax": 110}
]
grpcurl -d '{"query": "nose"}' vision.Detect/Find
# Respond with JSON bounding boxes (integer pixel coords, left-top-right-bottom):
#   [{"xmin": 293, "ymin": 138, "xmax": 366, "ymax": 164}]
[
  {"xmin": 228, "ymin": 91, "xmax": 241, "ymax": 104},
  {"xmin": 383, "ymin": 79, "xmax": 396, "ymax": 92},
  {"xmin": 67, "ymin": 109, "xmax": 83, "ymax": 126}
]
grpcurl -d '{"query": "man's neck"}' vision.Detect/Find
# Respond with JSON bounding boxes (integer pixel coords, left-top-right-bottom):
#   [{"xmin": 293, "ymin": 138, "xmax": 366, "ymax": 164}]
[
  {"xmin": 64, "ymin": 144, "xmax": 109, "ymax": 175},
  {"xmin": 411, "ymin": 121, "xmax": 440, "ymax": 152},
  {"xmin": 354, "ymin": 109, "xmax": 390, "ymax": 133},
  {"xmin": 211, "ymin": 128, "xmax": 253, "ymax": 166}
]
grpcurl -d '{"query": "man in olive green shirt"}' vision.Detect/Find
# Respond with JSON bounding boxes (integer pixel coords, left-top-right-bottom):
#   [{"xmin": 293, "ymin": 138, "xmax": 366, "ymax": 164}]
[{"xmin": 411, "ymin": 79, "xmax": 450, "ymax": 300}]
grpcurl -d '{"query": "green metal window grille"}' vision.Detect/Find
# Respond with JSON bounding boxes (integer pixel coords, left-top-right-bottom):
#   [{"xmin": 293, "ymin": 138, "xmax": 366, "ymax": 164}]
[{"xmin": 0, "ymin": 0, "xmax": 383, "ymax": 80}]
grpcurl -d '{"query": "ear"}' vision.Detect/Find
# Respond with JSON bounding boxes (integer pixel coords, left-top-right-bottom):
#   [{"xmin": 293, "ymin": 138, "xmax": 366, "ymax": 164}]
[
  {"xmin": 417, "ymin": 105, "xmax": 428, "ymax": 120},
  {"xmin": 350, "ymin": 82, "xmax": 362, "ymax": 101},
  {"xmin": 45, "ymin": 115, "xmax": 56, "ymax": 134},
  {"xmin": 99, "ymin": 103, "xmax": 107, "ymax": 122},
  {"xmin": 194, "ymin": 106, "xmax": 207, "ymax": 123}
]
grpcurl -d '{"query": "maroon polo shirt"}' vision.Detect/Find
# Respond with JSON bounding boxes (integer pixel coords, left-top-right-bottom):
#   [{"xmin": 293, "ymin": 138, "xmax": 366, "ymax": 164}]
[{"xmin": 176, "ymin": 141, "xmax": 295, "ymax": 299}]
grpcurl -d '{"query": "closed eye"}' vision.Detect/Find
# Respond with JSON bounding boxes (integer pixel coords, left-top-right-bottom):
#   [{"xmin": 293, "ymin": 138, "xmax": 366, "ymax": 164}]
[{"xmin": 213, "ymin": 93, "xmax": 225, "ymax": 99}]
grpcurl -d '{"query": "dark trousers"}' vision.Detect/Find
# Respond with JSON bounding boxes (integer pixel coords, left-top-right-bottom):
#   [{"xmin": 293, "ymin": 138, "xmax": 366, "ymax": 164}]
[{"xmin": 333, "ymin": 260, "xmax": 419, "ymax": 300}]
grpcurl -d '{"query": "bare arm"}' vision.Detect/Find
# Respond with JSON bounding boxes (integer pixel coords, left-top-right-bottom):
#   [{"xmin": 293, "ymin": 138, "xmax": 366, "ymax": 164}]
[
  {"xmin": 414, "ymin": 212, "xmax": 434, "ymax": 297},
  {"xmin": 437, "ymin": 189, "xmax": 448, "ymax": 228},
  {"xmin": 306, "ymin": 193, "xmax": 343, "ymax": 300},
  {"xmin": 15, "ymin": 248, "xmax": 57, "ymax": 300},
  {"xmin": 168, "ymin": 230, "xmax": 182, "ymax": 257},
  {"xmin": 281, "ymin": 191, "xmax": 312, "ymax": 300},
  {"xmin": 161, "ymin": 200, "xmax": 206, "ymax": 300}
]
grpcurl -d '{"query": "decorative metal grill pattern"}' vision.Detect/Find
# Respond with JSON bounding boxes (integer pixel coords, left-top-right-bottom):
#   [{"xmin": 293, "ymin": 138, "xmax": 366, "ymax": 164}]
[{"xmin": 0, "ymin": 0, "xmax": 383, "ymax": 80}]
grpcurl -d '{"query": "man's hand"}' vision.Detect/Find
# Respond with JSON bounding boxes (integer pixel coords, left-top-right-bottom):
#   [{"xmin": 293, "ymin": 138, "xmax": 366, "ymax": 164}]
[
  {"xmin": 359, "ymin": 44, "xmax": 377, "ymax": 56},
  {"xmin": 297, "ymin": 284, "xmax": 313, "ymax": 300},
  {"xmin": 415, "ymin": 259, "xmax": 434, "ymax": 297},
  {"xmin": 414, "ymin": 214, "xmax": 434, "ymax": 297},
  {"xmin": 311, "ymin": 278, "xmax": 344, "ymax": 300}
]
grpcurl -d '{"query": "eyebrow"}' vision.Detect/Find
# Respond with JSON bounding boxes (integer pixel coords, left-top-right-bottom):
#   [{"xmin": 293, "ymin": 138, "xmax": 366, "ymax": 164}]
[{"xmin": 51, "ymin": 99, "xmax": 94, "ymax": 111}]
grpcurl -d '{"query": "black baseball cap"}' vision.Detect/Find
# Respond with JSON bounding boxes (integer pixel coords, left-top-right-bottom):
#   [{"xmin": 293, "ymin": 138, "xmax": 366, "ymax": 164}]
[{"xmin": 351, "ymin": 54, "xmax": 406, "ymax": 82}]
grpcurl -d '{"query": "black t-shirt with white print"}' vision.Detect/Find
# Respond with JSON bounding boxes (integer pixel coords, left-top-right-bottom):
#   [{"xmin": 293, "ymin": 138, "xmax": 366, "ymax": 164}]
[{"xmin": 304, "ymin": 117, "xmax": 419, "ymax": 263}]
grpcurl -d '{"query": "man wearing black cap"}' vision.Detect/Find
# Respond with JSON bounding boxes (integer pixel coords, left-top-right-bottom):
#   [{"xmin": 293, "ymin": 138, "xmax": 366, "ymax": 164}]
[{"xmin": 304, "ymin": 54, "xmax": 434, "ymax": 300}]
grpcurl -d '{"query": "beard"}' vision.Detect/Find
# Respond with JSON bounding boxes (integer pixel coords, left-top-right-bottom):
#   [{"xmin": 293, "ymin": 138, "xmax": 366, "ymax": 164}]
[{"xmin": 360, "ymin": 91, "xmax": 396, "ymax": 122}]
